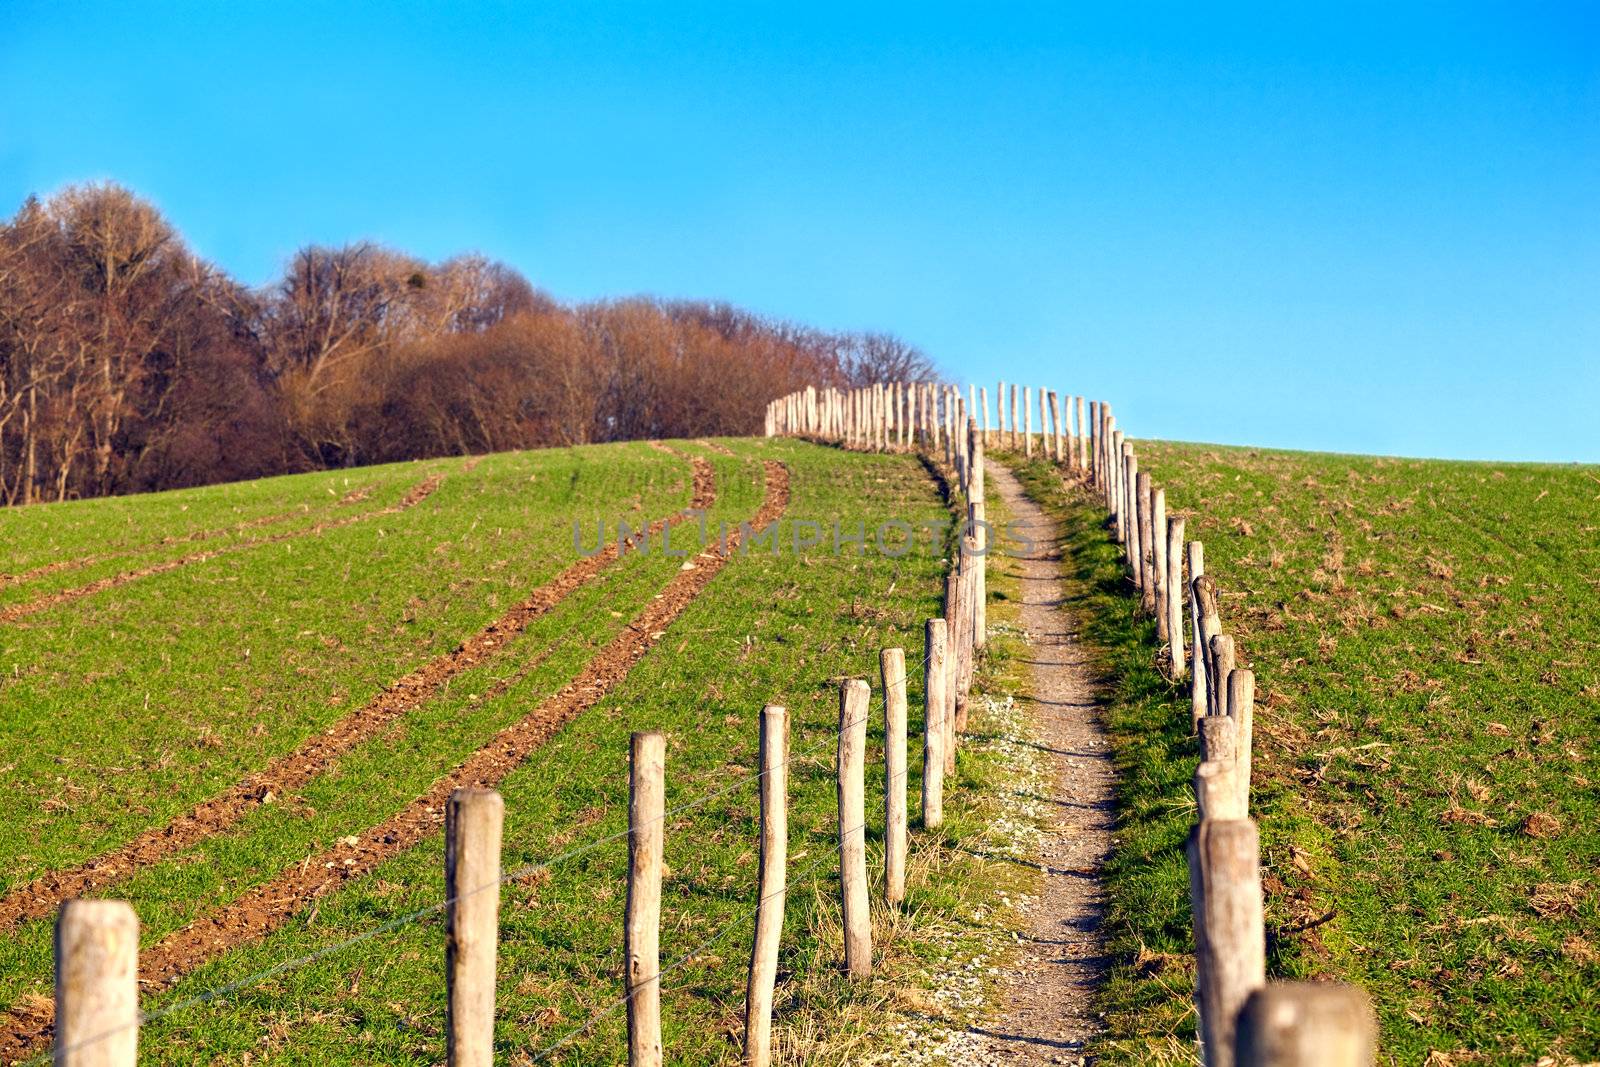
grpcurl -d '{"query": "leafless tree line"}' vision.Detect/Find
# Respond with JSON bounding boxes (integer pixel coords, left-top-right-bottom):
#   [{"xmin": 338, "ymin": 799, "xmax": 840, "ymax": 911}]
[{"xmin": 0, "ymin": 182, "xmax": 936, "ymax": 505}]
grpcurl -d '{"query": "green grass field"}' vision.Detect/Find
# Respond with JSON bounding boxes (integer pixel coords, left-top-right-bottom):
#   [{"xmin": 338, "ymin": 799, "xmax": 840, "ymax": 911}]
[
  {"xmin": 0, "ymin": 436, "xmax": 1047, "ymax": 1065},
  {"xmin": 1014, "ymin": 445, "xmax": 1600, "ymax": 1067},
  {"xmin": 9, "ymin": 431, "xmax": 1594, "ymax": 1065}
]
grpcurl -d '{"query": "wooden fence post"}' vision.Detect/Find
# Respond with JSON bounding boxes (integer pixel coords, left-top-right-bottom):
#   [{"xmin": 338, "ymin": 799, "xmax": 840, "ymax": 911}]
[
  {"xmin": 1152, "ymin": 486, "xmax": 1168, "ymax": 633},
  {"xmin": 1235, "ymin": 984, "xmax": 1377, "ymax": 1067},
  {"xmin": 1127, "ymin": 455, "xmax": 1143, "ymax": 589},
  {"xmin": 446, "ymin": 788, "xmax": 505, "ymax": 1067},
  {"xmin": 881, "ymin": 651, "xmax": 909, "ymax": 906},
  {"xmin": 54, "ymin": 899, "xmax": 138, "ymax": 1067},
  {"xmin": 979, "ymin": 386, "xmax": 991, "ymax": 448},
  {"xmin": 1145, "ymin": 473, "xmax": 1158, "ymax": 614},
  {"xmin": 1196, "ymin": 759, "xmax": 1246, "ymax": 823},
  {"xmin": 1077, "ymin": 395, "xmax": 1089, "ymax": 470},
  {"xmin": 943, "ymin": 571, "xmax": 961, "ymax": 774},
  {"xmin": 1022, "ymin": 386, "xmax": 1033, "ymax": 457},
  {"xmin": 1047, "ymin": 391, "xmax": 1062, "ymax": 462},
  {"xmin": 923, "ymin": 618, "xmax": 948, "ymax": 828},
  {"xmin": 966, "ymin": 499, "xmax": 979, "ymax": 652},
  {"xmin": 1199, "ymin": 715, "xmax": 1237, "ymax": 764},
  {"xmin": 627, "ymin": 731, "xmax": 666, "ymax": 1067},
  {"xmin": 1228, "ymin": 669, "xmax": 1256, "ymax": 816},
  {"xmin": 1188, "ymin": 542, "xmax": 1208, "ymax": 724},
  {"xmin": 838, "ymin": 679, "xmax": 872, "ymax": 977},
  {"xmin": 1193, "ymin": 574, "xmax": 1221, "ymax": 728},
  {"xmin": 1167, "ymin": 517, "xmax": 1187, "ymax": 677},
  {"xmin": 745, "ymin": 704, "xmax": 789, "ymax": 1067},
  {"xmin": 1004, "ymin": 383, "xmax": 1017, "ymax": 451},
  {"xmin": 955, "ymin": 532, "xmax": 981, "ymax": 731},
  {"xmin": 1188, "ymin": 818, "xmax": 1267, "ymax": 1067},
  {"xmin": 1210, "ymin": 635, "xmax": 1236, "ymax": 724},
  {"xmin": 1122, "ymin": 443, "xmax": 1136, "ymax": 552}
]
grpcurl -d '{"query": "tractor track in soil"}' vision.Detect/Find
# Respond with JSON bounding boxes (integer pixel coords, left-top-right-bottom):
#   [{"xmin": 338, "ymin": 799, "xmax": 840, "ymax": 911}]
[
  {"xmin": 0, "ymin": 453, "xmax": 713, "ymax": 934},
  {"xmin": 0, "ymin": 458, "xmax": 787, "ymax": 1063},
  {"xmin": 0, "ymin": 475, "xmax": 445, "ymax": 626},
  {"xmin": 0, "ymin": 485, "xmax": 377, "ymax": 590}
]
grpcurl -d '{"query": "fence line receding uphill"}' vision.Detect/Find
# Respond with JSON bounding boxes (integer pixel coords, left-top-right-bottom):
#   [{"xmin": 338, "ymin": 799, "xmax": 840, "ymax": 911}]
[
  {"xmin": 40, "ymin": 388, "xmax": 1372, "ymax": 1067},
  {"xmin": 766, "ymin": 381, "xmax": 1378, "ymax": 1066}
]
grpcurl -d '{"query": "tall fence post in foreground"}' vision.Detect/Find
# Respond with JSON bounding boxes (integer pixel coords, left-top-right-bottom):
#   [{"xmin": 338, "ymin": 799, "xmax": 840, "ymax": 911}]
[
  {"xmin": 1235, "ymin": 984, "xmax": 1377, "ymax": 1067},
  {"xmin": 838, "ymin": 680, "xmax": 872, "ymax": 977},
  {"xmin": 923, "ymin": 618, "xmax": 948, "ymax": 828},
  {"xmin": 55, "ymin": 899, "xmax": 139, "ymax": 1067},
  {"xmin": 627, "ymin": 731, "xmax": 667, "ymax": 1067},
  {"xmin": 1188, "ymin": 818, "xmax": 1266, "ymax": 1067},
  {"xmin": 881, "ymin": 650, "xmax": 909, "ymax": 906},
  {"xmin": 446, "ymin": 788, "xmax": 505, "ymax": 1067},
  {"xmin": 943, "ymin": 571, "xmax": 961, "ymax": 773},
  {"xmin": 745, "ymin": 705, "xmax": 789, "ymax": 1067}
]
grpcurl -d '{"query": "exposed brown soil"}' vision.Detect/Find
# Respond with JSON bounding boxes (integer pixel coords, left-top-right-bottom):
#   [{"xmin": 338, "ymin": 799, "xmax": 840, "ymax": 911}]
[
  {"xmin": 695, "ymin": 438, "xmax": 737, "ymax": 457},
  {"xmin": 972, "ymin": 461, "xmax": 1114, "ymax": 1064},
  {"xmin": 0, "ymin": 502, "xmax": 329, "ymax": 588},
  {"xmin": 0, "ymin": 458, "xmax": 712, "ymax": 935},
  {"xmin": 0, "ymin": 475, "xmax": 443, "ymax": 625},
  {"xmin": 0, "ymin": 459, "xmax": 787, "ymax": 1063}
]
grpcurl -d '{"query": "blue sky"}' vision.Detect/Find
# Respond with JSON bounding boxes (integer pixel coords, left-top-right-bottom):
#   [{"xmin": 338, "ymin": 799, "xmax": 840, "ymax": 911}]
[{"xmin": 3, "ymin": 2, "xmax": 1596, "ymax": 461}]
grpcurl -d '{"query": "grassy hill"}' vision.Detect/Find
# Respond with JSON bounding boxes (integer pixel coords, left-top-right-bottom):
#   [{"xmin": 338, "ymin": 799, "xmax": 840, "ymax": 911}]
[
  {"xmin": 1014, "ymin": 444, "xmax": 1599, "ymax": 1066},
  {"xmin": 0, "ymin": 438, "xmax": 1056, "ymax": 1065}
]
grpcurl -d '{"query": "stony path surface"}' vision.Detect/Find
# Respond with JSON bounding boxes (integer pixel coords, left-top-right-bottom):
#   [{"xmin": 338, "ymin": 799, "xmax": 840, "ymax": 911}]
[{"xmin": 973, "ymin": 461, "xmax": 1116, "ymax": 1064}]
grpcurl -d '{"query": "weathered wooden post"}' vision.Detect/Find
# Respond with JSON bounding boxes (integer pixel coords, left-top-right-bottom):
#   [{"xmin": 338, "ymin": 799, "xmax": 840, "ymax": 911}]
[
  {"xmin": 1210, "ymin": 635, "xmax": 1236, "ymax": 725},
  {"xmin": 1195, "ymin": 760, "xmax": 1246, "ymax": 823},
  {"xmin": 1077, "ymin": 395, "xmax": 1089, "ymax": 470},
  {"xmin": 838, "ymin": 680, "xmax": 872, "ymax": 977},
  {"xmin": 1189, "ymin": 542, "xmax": 1208, "ymax": 725},
  {"xmin": 1139, "ymin": 475, "xmax": 1158, "ymax": 614},
  {"xmin": 1127, "ymin": 455, "xmax": 1143, "ymax": 589},
  {"xmin": 1022, "ymin": 386, "xmax": 1033, "ymax": 457},
  {"xmin": 1047, "ymin": 390, "xmax": 1062, "ymax": 462},
  {"xmin": 1228, "ymin": 669, "xmax": 1256, "ymax": 816},
  {"xmin": 880, "ymin": 651, "xmax": 909, "ymax": 906},
  {"xmin": 1010, "ymin": 383, "xmax": 1020, "ymax": 449},
  {"xmin": 1199, "ymin": 714, "xmax": 1237, "ymax": 764},
  {"xmin": 1192, "ymin": 575, "xmax": 1221, "ymax": 728},
  {"xmin": 979, "ymin": 386, "xmax": 991, "ymax": 448},
  {"xmin": 966, "ymin": 502, "xmax": 979, "ymax": 652},
  {"xmin": 955, "ymin": 533, "xmax": 980, "ymax": 731},
  {"xmin": 1115, "ymin": 436, "xmax": 1130, "ymax": 545},
  {"xmin": 923, "ymin": 618, "xmax": 948, "ymax": 828},
  {"xmin": 1167, "ymin": 516, "xmax": 1187, "ymax": 677},
  {"xmin": 627, "ymin": 730, "xmax": 666, "ymax": 1067},
  {"xmin": 996, "ymin": 379, "xmax": 1007, "ymax": 445},
  {"xmin": 54, "ymin": 900, "xmax": 139, "ymax": 1067},
  {"xmin": 1235, "ymin": 984, "xmax": 1377, "ymax": 1067},
  {"xmin": 943, "ymin": 571, "xmax": 961, "ymax": 773},
  {"xmin": 1151, "ymin": 489, "xmax": 1168, "ymax": 638},
  {"xmin": 446, "ymin": 788, "xmax": 505, "ymax": 1067},
  {"xmin": 745, "ymin": 705, "xmax": 789, "ymax": 1067},
  {"xmin": 1188, "ymin": 818, "xmax": 1266, "ymax": 1067}
]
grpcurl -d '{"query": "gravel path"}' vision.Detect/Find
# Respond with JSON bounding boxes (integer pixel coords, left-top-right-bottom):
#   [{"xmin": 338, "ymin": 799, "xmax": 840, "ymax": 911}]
[{"xmin": 973, "ymin": 461, "xmax": 1116, "ymax": 1064}]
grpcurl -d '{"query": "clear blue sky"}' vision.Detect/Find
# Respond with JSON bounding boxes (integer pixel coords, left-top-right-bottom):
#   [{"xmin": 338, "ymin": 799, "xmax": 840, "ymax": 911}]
[{"xmin": 3, "ymin": 2, "xmax": 1595, "ymax": 462}]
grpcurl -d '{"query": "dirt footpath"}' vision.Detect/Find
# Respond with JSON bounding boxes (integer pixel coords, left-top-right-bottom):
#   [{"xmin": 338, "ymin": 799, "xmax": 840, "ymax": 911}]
[{"xmin": 974, "ymin": 461, "xmax": 1116, "ymax": 1064}]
